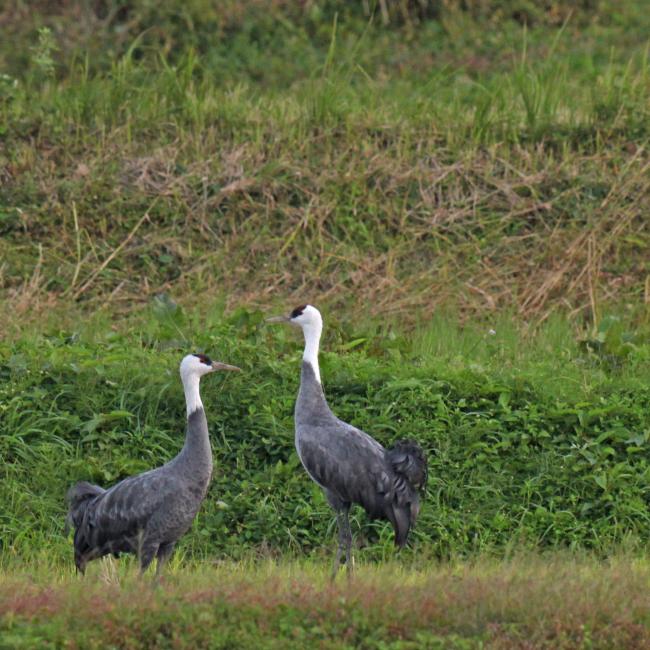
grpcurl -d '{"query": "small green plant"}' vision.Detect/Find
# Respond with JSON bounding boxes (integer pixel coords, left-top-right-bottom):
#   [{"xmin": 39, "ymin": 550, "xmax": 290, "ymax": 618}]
[
  {"xmin": 0, "ymin": 73, "xmax": 18, "ymax": 101},
  {"xmin": 30, "ymin": 26, "xmax": 58, "ymax": 83},
  {"xmin": 580, "ymin": 315, "xmax": 647, "ymax": 368}
]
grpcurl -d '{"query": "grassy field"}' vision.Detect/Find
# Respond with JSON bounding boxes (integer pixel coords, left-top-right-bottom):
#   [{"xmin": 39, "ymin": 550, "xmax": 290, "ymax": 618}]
[
  {"xmin": 2, "ymin": 1, "xmax": 650, "ymax": 647},
  {"xmin": 2, "ymin": 555, "xmax": 650, "ymax": 649}
]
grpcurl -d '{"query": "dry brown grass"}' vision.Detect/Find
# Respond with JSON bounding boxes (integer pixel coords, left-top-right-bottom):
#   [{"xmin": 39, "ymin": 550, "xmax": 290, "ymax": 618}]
[{"xmin": 3, "ymin": 135, "xmax": 648, "ymax": 332}]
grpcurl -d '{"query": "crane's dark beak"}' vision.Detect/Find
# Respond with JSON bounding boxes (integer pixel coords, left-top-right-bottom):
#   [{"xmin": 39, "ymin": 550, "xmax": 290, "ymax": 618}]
[
  {"xmin": 212, "ymin": 361, "xmax": 241, "ymax": 372},
  {"xmin": 265, "ymin": 315, "xmax": 289, "ymax": 324}
]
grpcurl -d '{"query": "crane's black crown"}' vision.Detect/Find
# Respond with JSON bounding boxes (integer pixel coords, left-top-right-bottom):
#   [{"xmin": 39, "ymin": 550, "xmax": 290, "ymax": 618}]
[
  {"xmin": 193, "ymin": 353, "xmax": 213, "ymax": 366},
  {"xmin": 290, "ymin": 305, "xmax": 307, "ymax": 319}
]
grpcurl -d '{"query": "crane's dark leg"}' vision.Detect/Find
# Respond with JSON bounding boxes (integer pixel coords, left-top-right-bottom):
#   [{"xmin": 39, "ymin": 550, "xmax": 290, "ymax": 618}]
[
  {"xmin": 154, "ymin": 542, "xmax": 175, "ymax": 583},
  {"xmin": 138, "ymin": 542, "xmax": 159, "ymax": 577},
  {"xmin": 326, "ymin": 491, "xmax": 352, "ymax": 581},
  {"xmin": 339, "ymin": 506, "xmax": 353, "ymax": 579}
]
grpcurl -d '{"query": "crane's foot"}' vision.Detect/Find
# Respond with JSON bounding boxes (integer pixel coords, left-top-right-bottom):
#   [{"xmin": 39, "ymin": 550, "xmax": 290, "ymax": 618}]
[
  {"xmin": 330, "ymin": 548, "xmax": 343, "ymax": 582},
  {"xmin": 331, "ymin": 552, "xmax": 355, "ymax": 582},
  {"xmin": 345, "ymin": 556, "xmax": 355, "ymax": 581}
]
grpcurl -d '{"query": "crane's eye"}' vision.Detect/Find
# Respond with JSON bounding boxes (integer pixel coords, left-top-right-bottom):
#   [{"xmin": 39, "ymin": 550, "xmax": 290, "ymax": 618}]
[
  {"xmin": 290, "ymin": 305, "xmax": 307, "ymax": 319},
  {"xmin": 193, "ymin": 354, "xmax": 212, "ymax": 365}
]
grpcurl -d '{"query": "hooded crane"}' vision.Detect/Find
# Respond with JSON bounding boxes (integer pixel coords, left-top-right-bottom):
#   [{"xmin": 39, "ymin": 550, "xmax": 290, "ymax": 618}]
[
  {"xmin": 268, "ymin": 305, "xmax": 427, "ymax": 578},
  {"xmin": 66, "ymin": 353, "xmax": 240, "ymax": 578}
]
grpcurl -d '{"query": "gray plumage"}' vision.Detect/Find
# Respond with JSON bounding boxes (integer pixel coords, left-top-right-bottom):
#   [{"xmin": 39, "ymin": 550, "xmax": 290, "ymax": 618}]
[
  {"xmin": 66, "ymin": 353, "xmax": 239, "ymax": 577},
  {"xmin": 296, "ymin": 363, "xmax": 427, "ymax": 555},
  {"xmin": 269, "ymin": 304, "xmax": 427, "ymax": 578},
  {"xmin": 66, "ymin": 409, "xmax": 212, "ymax": 575}
]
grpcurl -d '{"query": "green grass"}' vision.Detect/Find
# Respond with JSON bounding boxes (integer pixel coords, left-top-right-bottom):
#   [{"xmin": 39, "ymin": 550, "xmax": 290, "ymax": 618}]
[
  {"xmin": 1, "ymin": 1, "xmax": 649, "ymax": 328},
  {"xmin": 2, "ymin": 555, "xmax": 650, "ymax": 649}
]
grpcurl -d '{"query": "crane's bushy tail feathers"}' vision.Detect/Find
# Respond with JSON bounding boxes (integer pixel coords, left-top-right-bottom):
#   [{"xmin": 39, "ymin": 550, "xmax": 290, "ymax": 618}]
[
  {"xmin": 65, "ymin": 481, "xmax": 105, "ymax": 533},
  {"xmin": 386, "ymin": 440, "xmax": 428, "ymax": 491},
  {"xmin": 385, "ymin": 439, "xmax": 428, "ymax": 548}
]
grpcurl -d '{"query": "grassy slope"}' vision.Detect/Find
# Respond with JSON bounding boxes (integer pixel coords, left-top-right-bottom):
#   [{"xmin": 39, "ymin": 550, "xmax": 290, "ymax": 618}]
[
  {"xmin": 1, "ymin": 0, "xmax": 650, "ymax": 561},
  {"xmin": 2, "ymin": 556, "xmax": 650, "ymax": 649},
  {"xmin": 0, "ymin": 2, "xmax": 649, "ymax": 330}
]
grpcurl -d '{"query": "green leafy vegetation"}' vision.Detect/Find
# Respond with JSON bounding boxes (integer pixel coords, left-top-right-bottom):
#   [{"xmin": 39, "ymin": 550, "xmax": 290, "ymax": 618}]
[{"xmin": 1, "ymin": 307, "xmax": 649, "ymax": 561}]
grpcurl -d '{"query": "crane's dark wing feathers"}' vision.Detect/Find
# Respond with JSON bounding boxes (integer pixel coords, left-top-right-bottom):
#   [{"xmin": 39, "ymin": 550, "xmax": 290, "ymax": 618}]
[
  {"xmin": 297, "ymin": 419, "xmax": 427, "ymax": 547},
  {"xmin": 386, "ymin": 439, "xmax": 428, "ymax": 491},
  {"xmin": 65, "ymin": 481, "xmax": 105, "ymax": 533},
  {"xmin": 70, "ymin": 465, "xmax": 203, "ymax": 563},
  {"xmin": 298, "ymin": 420, "xmax": 390, "ymax": 518},
  {"xmin": 66, "ymin": 395, "xmax": 213, "ymax": 574}
]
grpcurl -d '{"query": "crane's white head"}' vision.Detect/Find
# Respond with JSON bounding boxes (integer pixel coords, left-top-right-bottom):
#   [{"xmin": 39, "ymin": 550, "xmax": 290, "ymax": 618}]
[
  {"xmin": 180, "ymin": 353, "xmax": 240, "ymax": 416},
  {"xmin": 180, "ymin": 353, "xmax": 240, "ymax": 380},
  {"xmin": 288, "ymin": 304, "xmax": 322, "ymax": 328},
  {"xmin": 266, "ymin": 304, "xmax": 323, "ymax": 382},
  {"xmin": 266, "ymin": 304, "xmax": 322, "ymax": 329}
]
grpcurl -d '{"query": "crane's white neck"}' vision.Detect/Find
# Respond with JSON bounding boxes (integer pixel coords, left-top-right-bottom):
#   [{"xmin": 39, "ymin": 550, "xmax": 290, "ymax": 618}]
[
  {"xmin": 302, "ymin": 320, "xmax": 322, "ymax": 383},
  {"xmin": 182, "ymin": 374, "xmax": 203, "ymax": 416}
]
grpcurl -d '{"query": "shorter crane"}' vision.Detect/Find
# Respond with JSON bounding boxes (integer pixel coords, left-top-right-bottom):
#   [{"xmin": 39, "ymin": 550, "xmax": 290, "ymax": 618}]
[
  {"xmin": 268, "ymin": 305, "xmax": 427, "ymax": 578},
  {"xmin": 66, "ymin": 353, "xmax": 240, "ymax": 578}
]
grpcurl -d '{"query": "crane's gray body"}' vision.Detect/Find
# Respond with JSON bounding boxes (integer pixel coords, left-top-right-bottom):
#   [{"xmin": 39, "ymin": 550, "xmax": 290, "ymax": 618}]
[
  {"xmin": 66, "ymin": 407, "xmax": 212, "ymax": 574},
  {"xmin": 295, "ymin": 361, "xmax": 427, "ymax": 558}
]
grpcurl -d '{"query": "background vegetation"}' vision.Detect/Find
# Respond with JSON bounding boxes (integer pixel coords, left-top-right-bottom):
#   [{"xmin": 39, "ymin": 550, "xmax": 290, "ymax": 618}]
[
  {"xmin": 2, "ymin": 306, "xmax": 650, "ymax": 563},
  {"xmin": 1, "ymin": 0, "xmax": 649, "ymax": 327},
  {"xmin": 1, "ymin": 1, "xmax": 649, "ymax": 646}
]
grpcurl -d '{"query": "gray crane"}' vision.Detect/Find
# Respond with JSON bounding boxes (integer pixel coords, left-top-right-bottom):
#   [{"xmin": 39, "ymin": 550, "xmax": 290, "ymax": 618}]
[
  {"xmin": 267, "ymin": 305, "xmax": 427, "ymax": 578},
  {"xmin": 65, "ymin": 353, "xmax": 240, "ymax": 578}
]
